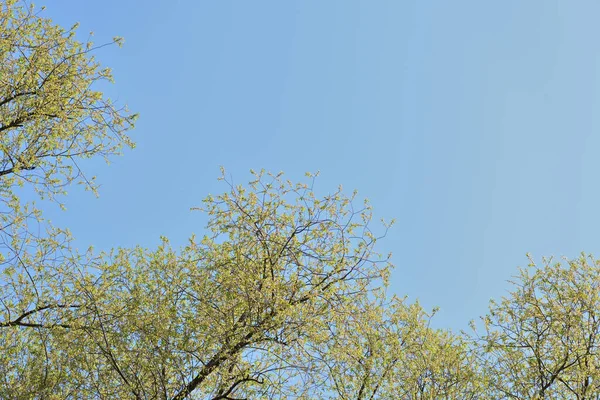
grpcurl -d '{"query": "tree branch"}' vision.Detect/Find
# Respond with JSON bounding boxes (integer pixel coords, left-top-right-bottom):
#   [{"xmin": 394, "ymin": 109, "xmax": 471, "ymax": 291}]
[{"xmin": 0, "ymin": 303, "xmax": 80, "ymax": 328}]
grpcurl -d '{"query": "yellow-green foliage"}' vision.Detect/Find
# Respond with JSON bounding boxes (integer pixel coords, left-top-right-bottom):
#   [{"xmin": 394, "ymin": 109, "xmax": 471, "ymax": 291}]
[
  {"xmin": 0, "ymin": 0, "xmax": 136, "ymax": 202},
  {"xmin": 3, "ymin": 3, "xmax": 600, "ymax": 400},
  {"xmin": 476, "ymin": 255, "xmax": 600, "ymax": 399}
]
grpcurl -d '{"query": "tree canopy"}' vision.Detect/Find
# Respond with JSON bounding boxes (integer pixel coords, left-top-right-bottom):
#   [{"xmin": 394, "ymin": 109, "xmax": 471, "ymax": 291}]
[
  {"xmin": 475, "ymin": 255, "xmax": 600, "ymax": 399},
  {"xmin": 1, "ymin": 2, "xmax": 599, "ymax": 399}
]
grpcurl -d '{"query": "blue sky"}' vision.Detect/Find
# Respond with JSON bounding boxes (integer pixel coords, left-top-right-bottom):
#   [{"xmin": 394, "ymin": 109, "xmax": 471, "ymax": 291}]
[{"xmin": 42, "ymin": 1, "xmax": 600, "ymax": 330}]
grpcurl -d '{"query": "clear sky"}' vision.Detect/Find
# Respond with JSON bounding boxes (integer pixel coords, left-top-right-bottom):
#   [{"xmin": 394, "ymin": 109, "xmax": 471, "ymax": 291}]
[{"xmin": 41, "ymin": 1, "xmax": 600, "ymax": 330}]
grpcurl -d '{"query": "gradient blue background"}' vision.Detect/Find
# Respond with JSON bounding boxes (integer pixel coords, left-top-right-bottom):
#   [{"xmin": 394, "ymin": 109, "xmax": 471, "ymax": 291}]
[{"xmin": 41, "ymin": 1, "xmax": 600, "ymax": 330}]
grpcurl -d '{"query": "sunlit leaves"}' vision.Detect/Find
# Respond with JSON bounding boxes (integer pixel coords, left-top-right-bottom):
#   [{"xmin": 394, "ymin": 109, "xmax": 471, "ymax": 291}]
[
  {"xmin": 1, "ymin": 166, "xmax": 394, "ymax": 399},
  {"xmin": 0, "ymin": 2, "xmax": 135, "ymax": 397},
  {"xmin": 475, "ymin": 254, "xmax": 600, "ymax": 399},
  {"xmin": 0, "ymin": 0, "xmax": 136, "ymax": 203}
]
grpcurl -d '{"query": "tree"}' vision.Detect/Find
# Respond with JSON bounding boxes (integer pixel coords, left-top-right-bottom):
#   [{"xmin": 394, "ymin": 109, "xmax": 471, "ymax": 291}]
[
  {"xmin": 85, "ymin": 170, "xmax": 393, "ymax": 399},
  {"xmin": 0, "ymin": 1, "xmax": 135, "ymax": 397},
  {"xmin": 475, "ymin": 254, "xmax": 600, "ymax": 399},
  {"xmin": 1, "ymin": 166, "xmax": 395, "ymax": 398},
  {"xmin": 0, "ymin": 0, "xmax": 136, "ymax": 201},
  {"xmin": 304, "ymin": 294, "xmax": 483, "ymax": 399}
]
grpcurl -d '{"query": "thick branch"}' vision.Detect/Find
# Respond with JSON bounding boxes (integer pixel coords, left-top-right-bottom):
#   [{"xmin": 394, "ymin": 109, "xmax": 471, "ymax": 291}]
[
  {"xmin": 0, "ymin": 90, "xmax": 37, "ymax": 108},
  {"xmin": 0, "ymin": 164, "xmax": 36, "ymax": 177},
  {"xmin": 0, "ymin": 303, "xmax": 80, "ymax": 328},
  {"xmin": 171, "ymin": 332, "xmax": 255, "ymax": 400}
]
